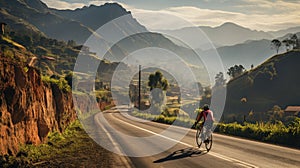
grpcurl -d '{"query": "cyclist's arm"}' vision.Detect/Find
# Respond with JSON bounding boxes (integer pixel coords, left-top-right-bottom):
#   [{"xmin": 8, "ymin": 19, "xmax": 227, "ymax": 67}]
[
  {"xmin": 211, "ymin": 111, "xmax": 215, "ymax": 122},
  {"xmin": 195, "ymin": 111, "xmax": 203, "ymax": 124}
]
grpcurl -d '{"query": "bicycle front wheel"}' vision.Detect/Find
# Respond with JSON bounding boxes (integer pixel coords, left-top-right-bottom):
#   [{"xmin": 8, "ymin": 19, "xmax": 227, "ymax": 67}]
[{"xmin": 196, "ymin": 127, "xmax": 203, "ymax": 148}]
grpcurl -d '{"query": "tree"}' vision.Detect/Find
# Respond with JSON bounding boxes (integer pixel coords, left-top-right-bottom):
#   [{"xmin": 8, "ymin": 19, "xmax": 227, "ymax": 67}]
[
  {"xmin": 215, "ymin": 72, "xmax": 226, "ymax": 87},
  {"xmin": 148, "ymin": 71, "xmax": 169, "ymax": 114},
  {"xmin": 200, "ymin": 86, "xmax": 212, "ymax": 106},
  {"xmin": 271, "ymin": 39, "xmax": 281, "ymax": 54},
  {"xmin": 227, "ymin": 65, "xmax": 245, "ymax": 79},
  {"xmin": 67, "ymin": 40, "xmax": 76, "ymax": 47},
  {"xmin": 204, "ymin": 86, "xmax": 212, "ymax": 98},
  {"xmin": 268, "ymin": 105, "xmax": 284, "ymax": 122},
  {"xmin": 282, "ymin": 34, "xmax": 299, "ymax": 51},
  {"xmin": 282, "ymin": 39, "xmax": 292, "ymax": 51},
  {"xmin": 290, "ymin": 34, "xmax": 299, "ymax": 49},
  {"xmin": 148, "ymin": 71, "xmax": 169, "ymax": 91}
]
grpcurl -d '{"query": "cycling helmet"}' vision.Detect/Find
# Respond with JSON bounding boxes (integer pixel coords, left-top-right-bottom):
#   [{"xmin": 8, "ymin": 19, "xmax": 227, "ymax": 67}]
[{"xmin": 203, "ymin": 104, "xmax": 210, "ymax": 111}]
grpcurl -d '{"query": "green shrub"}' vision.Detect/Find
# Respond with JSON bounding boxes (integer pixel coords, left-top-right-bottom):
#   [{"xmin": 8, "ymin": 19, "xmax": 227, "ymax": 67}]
[
  {"xmin": 215, "ymin": 118, "xmax": 300, "ymax": 148},
  {"xmin": 41, "ymin": 75, "xmax": 71, "ymax": 92},
  {"xmin": 3, "ymin": 48, "xmax": 14, "ymax": 58},
  {"xmin": 14, "ymin": 120, "xmax": 84, "ymax": 164}
]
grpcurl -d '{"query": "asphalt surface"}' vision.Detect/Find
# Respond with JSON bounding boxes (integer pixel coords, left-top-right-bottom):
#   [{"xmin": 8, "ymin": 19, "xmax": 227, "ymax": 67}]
[{"xmin": 93, "ymin": 107, "xmax": 300, "ymax": 168}]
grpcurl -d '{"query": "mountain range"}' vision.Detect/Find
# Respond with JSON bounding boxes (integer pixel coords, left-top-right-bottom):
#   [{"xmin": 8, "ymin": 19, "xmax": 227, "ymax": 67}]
[
  {"xmin": 2, "ymin": 0, "xmax": 299, "ymax": 47},
  {"xmin": 0, "ymin": 0, "xmax": 212, "ymax": 83},
  {"xmin": 1, "ymin": 0, "xmax": 300, "ymax": 83},
  {"xmin": 200, "ymin": 39, "xmax": 284, "ymax": 70},
  {"xmin": 0, "ymin": 0, "xmax": 300, "ymax": 122},
  {"xmin": 160, "ymin": 22, "xmax": 300, "ymax": 49},
  {"xmin": 0, "ymin": 0, "xmax": 95, "ymax": 43},
  {"xmin": 160, "ymin": 22, "xmax": 272, "ymax": 49}
]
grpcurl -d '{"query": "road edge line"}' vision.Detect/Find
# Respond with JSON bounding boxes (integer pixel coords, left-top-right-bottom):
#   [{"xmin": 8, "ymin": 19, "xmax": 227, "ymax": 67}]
[{"xmin": 94, "ymin": 112, "xmax": 135, "ymax": 168}]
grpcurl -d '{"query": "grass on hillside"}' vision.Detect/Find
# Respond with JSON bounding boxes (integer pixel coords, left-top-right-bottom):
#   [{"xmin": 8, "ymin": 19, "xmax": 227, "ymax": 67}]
[
  {"xmin": 41, "ymin": 75, "xmax": 71, "ymax": 92},
  {"xmin": 0, "ymin": 120, "xmax": 83, "ymax": 167}
]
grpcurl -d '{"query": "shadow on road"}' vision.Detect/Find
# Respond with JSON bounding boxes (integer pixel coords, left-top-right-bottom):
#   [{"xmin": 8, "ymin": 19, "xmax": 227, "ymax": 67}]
[{"xmin": 153, "ymin": 148, "xmax": 206, "ymax": 163}]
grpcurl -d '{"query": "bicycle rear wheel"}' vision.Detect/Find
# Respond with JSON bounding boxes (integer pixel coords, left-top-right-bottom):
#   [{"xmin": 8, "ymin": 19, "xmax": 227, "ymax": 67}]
[
  {"xmin": 205, "ymin": 134, "xmax": 213, "ymax": 152},
  {"xmin": 196, "ymin": 127, "xmax": 203, "ymax": 148}
]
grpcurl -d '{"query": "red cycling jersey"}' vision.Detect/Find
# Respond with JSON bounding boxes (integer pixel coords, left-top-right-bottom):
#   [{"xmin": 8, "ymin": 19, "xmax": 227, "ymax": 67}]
[{"xmin": 196, "ymin": 110, "xmax": 215, "ymax": 122}]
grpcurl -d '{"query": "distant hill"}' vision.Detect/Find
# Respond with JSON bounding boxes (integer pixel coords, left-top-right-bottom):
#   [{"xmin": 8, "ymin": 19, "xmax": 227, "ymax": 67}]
[
  {"xmin": 201, "ymin": 39, "xmax": 285, "ymax": 70},
  {"xmin": 52, "ymin": 3, "xmax": 147, "ymax": 33},
  {"xmin": 6, "ymin": 0, "xmax": 300, "ymax": 89},
  {"xmin": 0, "ymin": 0, "xmax": 210, "ymax": 84},
  {"xmin": 50, "ymin": 2, "xmax": 210, "ymax": 84},
  {"xmin": 203, "ymin": 32, "xmax": 299, "ymax": 71},
  {"xmin": 160, "ymin": 22, "xmax": 273, "ymax": 49},
  {"xmin": 269, "ymin": 26, "xmax": 300, "ymax": 38},
  {"xmin": 23, "ymin": 0, "xmax": 50, "ymax": 13},
  {"xmin": 0, "ymin": 0, "xmax": 94, "ymax": 44},
  {"xmin": 0, "ymin": 8, "xmax": 45, "ymax": 38},
  {"xmin": 278, "ymin": 32, "xmax": 300, "ymax": 42},
  {"xmin": 92, "ymin": 31, "xmax": 211, "ymax": 85},
  {"xmin": 223, "ymin": 50, "xmax": 300, "ymax": 121}
]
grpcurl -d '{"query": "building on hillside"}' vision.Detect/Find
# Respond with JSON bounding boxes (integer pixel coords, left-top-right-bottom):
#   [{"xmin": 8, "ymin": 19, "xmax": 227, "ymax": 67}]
[{"xmin": 284, "ymin": 106, "xmax": 300, "ymax": 117}]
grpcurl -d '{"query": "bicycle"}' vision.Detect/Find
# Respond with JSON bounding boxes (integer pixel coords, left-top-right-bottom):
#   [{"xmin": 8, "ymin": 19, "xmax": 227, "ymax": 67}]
[{"xmin": 195, "ymin": 122, "xmax": 213, "ymax": 151}]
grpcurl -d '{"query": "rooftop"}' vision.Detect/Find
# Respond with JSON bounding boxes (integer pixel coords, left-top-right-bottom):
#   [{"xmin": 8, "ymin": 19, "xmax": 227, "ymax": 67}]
[{"xmin": 285, "ymin": 106, "xmax": 300, "ymax": 112}]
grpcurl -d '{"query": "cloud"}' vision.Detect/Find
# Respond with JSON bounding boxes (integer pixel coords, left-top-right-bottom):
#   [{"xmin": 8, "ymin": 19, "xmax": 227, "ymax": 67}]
[
  {"xmin": 41, "ymin": 0, "xmax": 300, "ymax": 31},
  {"xmin": 236, "ymin": 0, "xmax": 300, "ymax": 14},
  {"xmin": 41, "ymin": 0, "xmax": 86, "ymax": 9},
  {"xmin": 130, "ymin": 5, "xmax": 300, "ymax": 31}
]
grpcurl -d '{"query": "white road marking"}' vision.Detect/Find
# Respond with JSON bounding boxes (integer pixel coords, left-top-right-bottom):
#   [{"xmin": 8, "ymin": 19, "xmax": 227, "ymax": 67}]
[
  {"xmin": 111, "ymin": 112, "xmax": 259, "ymax": 168},
  {"xmin": 94, "ymin": 113, "xmax": 134, "ymax": 168}
]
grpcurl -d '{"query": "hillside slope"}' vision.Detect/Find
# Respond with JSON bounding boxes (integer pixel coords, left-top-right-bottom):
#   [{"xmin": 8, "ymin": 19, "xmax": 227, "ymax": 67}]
[
  {"xmin": 52, "ymin": 3, "xmax": 147, "ymax": 32},
  {"xmin": 224, "ymin": 50, "xmax": 300, "ymax": 121},
  {"xmin": 0, "ymin": 38, "xmax": 78, "ymax": 155},
  {"xmin": 0, "ymin": 0, "xmax": 94, "ymax": 44},
  {"xmin": 0, "ymin": 8, "xmax": 45, "ymax": 38}
]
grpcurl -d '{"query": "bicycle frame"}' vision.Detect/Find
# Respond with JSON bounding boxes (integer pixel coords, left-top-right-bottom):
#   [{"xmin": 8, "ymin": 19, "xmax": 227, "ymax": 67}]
[{"xmin": 195, "ymin": 122, "xmax": 213, "ymax": 151}]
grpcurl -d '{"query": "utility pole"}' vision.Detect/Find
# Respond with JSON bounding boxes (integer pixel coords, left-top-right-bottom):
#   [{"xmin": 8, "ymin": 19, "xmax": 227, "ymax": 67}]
[{"xmin": 138, "ymin": 65, "xmax": 141, "ymax": 110}]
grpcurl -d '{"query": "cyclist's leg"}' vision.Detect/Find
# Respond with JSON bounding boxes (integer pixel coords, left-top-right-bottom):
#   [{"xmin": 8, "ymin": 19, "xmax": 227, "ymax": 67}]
[
  {"xmin": 204, "ymin": 122, "xmax": 213, "ymax": 141},
  {"xmin": 202, "ymin": 123, "xmax": 208, "ymax": 141},
  {"xmin": 200, "ymin": 124, "xmax": 206, "ymax": 142}
]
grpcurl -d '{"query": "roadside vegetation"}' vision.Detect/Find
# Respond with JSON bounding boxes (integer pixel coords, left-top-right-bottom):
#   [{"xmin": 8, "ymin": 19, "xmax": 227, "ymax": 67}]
[
  {"xmin": 215, "ymin": 118, "xmax": 300, "ymax": 148},
  {"xmin": 131, "ymin": 111, "xmax": 300, "ymax": 149},
  {"xmin": 1, "ymin": 120, "xmax": 83, "ymax": 167},
  {"xmin": 0, "ymin": 118, "xmax": 116, "ymax": 168}
]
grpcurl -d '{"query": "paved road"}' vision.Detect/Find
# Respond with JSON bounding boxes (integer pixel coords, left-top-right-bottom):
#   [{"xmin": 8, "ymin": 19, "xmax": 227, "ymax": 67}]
[{"xmin": 93, "ymin": 107, "xmax": 300, "ymax": 168}]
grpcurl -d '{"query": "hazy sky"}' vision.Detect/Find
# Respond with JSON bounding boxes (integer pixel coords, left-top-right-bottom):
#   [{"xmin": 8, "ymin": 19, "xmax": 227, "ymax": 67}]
[{"xmin": 41, "ymin": 0, "xmax": 300, "ymax": 31}]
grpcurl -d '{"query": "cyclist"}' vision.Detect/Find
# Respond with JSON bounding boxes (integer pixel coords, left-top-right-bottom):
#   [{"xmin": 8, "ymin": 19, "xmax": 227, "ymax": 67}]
[{"xmin": 193, "ymin": 104, "xmax": 215, "ymax": 143}]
